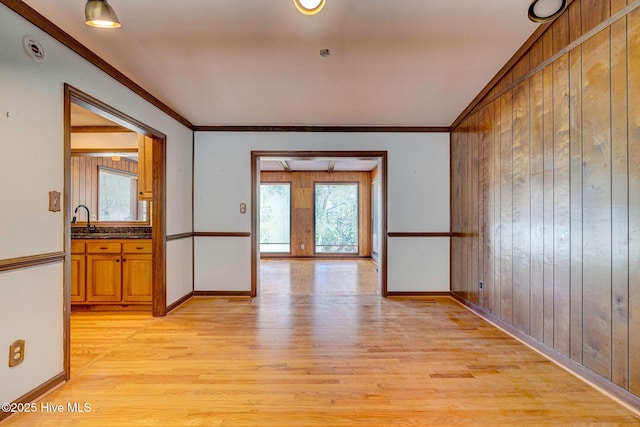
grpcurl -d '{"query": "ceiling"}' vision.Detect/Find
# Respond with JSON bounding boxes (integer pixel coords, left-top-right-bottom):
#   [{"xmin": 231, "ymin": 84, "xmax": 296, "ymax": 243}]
[
  {"xmin": 70, "ymin": 103, "xmax": 118, "ymax": 126},
  {"xmin": 22, "ymin": 0, "xmax": 539, "ymax": 127}
]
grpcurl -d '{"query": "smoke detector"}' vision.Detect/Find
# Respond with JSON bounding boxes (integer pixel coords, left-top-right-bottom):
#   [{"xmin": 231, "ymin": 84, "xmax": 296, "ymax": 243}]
[{"xmin": 22, "ymin": 36, "xmax": 46, "ymax": 63}]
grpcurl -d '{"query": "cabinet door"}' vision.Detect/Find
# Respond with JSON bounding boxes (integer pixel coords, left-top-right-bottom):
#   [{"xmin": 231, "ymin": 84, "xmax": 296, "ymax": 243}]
[
  {"xmin": 86, "ymin": 254, "xmax": 122, "ymax": 302},
  {"xmin": 122, "ymin": 253, "xmax": 152, "ymax": 302},
  {"xmin": 137, "ymin": 135, "xmax": 153, "ymax": 200},
  {"xmin": 70, "ymin": 254, "xmax": 86, "ymax": 302}
]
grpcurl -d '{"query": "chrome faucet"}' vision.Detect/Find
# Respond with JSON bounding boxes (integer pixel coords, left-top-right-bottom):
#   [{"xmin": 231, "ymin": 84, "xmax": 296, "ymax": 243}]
[{"xmin": 72, "ymin": 204, "xmax": 96, "ymax": 233}]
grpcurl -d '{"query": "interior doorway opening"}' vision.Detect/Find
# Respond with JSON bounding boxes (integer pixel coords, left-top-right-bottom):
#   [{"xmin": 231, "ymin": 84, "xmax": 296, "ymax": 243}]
[
  {"xmin": 64, "ymin": 85, "xmax": 167, "ymax": 380},
  {"xmin": 251, "ymin": 151, "xmax": 388, "ymax": 297}
]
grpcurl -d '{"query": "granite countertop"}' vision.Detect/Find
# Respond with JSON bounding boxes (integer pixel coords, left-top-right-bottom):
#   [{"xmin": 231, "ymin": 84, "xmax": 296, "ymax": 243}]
[{"xmin": 71, "ymin": 226, "xmax": 152, "ymax": 240}]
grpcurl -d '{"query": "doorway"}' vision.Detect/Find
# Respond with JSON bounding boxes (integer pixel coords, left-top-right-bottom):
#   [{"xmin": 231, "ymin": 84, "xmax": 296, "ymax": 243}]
[
  {"xmin": 251, "ymin": 151, "xmax": 388, "ymax": 298},
  {"xmin": 63, "ymin": 85, "xmax": 167, "ymax": 379}
]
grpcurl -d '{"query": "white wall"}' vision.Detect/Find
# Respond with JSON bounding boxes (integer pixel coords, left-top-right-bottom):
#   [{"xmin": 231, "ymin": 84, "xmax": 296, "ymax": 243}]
[
  {"xmin": 194, "ymin": 131, "xmax": 450, "ymax": 293},
  {"xmin": 167, "ymin": 238, "xmax": 194, "ymax": 306},
  {"xmin": 0, "ymin": 4, "xmax": 193, "ymax": 404}
]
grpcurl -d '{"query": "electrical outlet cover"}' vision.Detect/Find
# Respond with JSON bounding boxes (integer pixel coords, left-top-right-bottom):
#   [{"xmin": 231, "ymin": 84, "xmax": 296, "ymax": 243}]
[{"xmin": 9, "ymin": 340, "xmax": 25, "ymax": 367}]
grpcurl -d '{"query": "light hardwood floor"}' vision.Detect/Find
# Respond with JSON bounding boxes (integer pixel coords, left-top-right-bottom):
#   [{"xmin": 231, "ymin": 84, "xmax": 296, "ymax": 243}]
[
  {"xmin": 3, "ymin": 260, "xmax": 639, "ymax": 426},
  {"xmin": 260, "ymin": 259, "xmax": 379, "ymax": 296}
]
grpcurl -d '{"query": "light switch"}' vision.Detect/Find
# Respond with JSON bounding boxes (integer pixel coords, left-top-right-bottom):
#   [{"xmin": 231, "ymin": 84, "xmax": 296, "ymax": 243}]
[{"xmin": 48, "ymin": 191, "xmax": 61, "ymax": 212}]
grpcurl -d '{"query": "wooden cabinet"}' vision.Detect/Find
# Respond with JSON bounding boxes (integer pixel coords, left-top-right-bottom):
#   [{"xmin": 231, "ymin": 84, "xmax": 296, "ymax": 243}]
[
  {"xmin": 70, "ymin": 241, "xmax": 85, "ymax": 302},
  {"xmin": 122, "ymin": 242, "xmax": 153, "ymax": 303},
  {"xmin": 87, "ymin": 254, "xmax": 122, "ymax": 302},
  {"xmin": 138, "ymin": 135, "xmax": 153, "ymax": 200},
  {"xmin": 72, "ymin": 239, "xmax": 152, "ymax": 306}
]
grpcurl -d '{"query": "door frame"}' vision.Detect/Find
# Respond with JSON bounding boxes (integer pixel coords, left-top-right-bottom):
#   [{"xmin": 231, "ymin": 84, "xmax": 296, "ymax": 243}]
[
  {"xmin": 63, "ymin": 84, "xmax": 167, "ymax": 379},
  {"xmin": 251, "ymin": 150, "xmax": 388, "ymax": 297}
]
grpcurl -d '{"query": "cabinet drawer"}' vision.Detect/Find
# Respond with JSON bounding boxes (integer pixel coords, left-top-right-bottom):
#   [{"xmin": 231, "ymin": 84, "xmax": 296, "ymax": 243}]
[
  {"xmin": 86, "ymin": 242, "xmax": 121, "ymax": 253},
  {"xmin": 71, "ymin": 241, "xmax": 85, "ymax": 254},
  {"xmin": 122, "ymin": 241, "xmax": 152, "ymax": 254}
]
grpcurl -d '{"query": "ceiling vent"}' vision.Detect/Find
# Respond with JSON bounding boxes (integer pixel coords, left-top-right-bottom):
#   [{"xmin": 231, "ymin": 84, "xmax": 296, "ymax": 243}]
[{"xmin": 22, "ymin": 36, "xmax": 45, "ymax": 63}]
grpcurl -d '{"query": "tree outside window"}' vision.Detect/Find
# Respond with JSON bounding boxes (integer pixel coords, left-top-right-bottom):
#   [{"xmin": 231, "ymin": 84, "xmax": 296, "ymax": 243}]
[
  {"xmin": 260, "ymin": 183, "xmax": 291, "ymax": 253},
  {"xmin": 315, "ymin": 183, "xmax": 358, "ymax": 253}
]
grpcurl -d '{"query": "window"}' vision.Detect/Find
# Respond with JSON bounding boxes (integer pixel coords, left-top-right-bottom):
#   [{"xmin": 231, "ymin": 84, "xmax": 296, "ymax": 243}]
[
  {"xmin": 260, "ymin": 183, "xmax": 291, "ymax": 253},
  {"xmin": 315, "ymin": 183, "xmax": 358, "ymax": 253},
  {"xmin": 98, "ymin": 166, "xmax": 147, "ymax": 221}
]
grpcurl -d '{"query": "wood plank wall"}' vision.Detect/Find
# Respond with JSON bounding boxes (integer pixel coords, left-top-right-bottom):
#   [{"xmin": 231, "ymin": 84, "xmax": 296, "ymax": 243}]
[
  {"xmin": 70, "ymin": 156, "xmax": 138, "ymax": 222},
  {"xmin": 451, "ymin": 0, "xmax": 640, "ymax": 397},
  {"xmin": 261, "ymin": 171, "xmax": 371, "ymax": 257}
]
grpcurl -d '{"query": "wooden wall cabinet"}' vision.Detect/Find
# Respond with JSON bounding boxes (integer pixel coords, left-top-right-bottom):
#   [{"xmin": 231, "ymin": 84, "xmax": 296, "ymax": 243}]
[
  {"xmin": 72, "ymin": 240, "xmax": 152, "ymax": 306},
  {"xmin": 137, "ymin": 135, "xmax": 153, "ymax": 200}
]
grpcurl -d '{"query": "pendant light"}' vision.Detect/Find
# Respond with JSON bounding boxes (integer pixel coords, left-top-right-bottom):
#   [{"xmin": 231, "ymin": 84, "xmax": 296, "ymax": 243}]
[
  {"xmin": 293, "ymin": 0, "xmax": 325, "ymax": 16},
  {"xmin": 85, "ymin": 0, "xmax": 121, "ymax": 28},
  {"xmin": 528, "ymin": 0, "xmax": 567, "ymax": 23}
]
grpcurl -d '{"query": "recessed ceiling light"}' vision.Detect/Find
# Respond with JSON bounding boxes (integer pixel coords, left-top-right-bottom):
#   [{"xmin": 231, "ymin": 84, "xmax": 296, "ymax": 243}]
[
  {"xmin": 528, "ymin": 0, "xmax": 567, "ymax": 23},
  {"xmin": 293, "ymin": 0, "xmax": 326, "ymax": 16}
]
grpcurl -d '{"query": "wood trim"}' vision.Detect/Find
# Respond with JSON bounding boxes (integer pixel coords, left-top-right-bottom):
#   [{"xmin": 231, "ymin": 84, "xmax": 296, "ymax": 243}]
[
  {"xmin": 0, "ymin": 252, "xmax": 65, "ymax": 272},
  {"xmin": 381, "ymin": 152, "xmax": 388, "ymax": 297},
  {"xmin": 0, "ymin": 0, "xmax": 192, "ymax": 130},
  {"xmin": 64, "ymin": 85, "xmax": 72, "ymax": 380},
  {"xmin": 450, "ymin": 293, "xmax": 640, "ymax": 414},
  {"xmin": 71, "ymin": 126, "xmax": 134, "ymax": 133},
  {"xmin": 194, "ymin": 125, "xmax": 450, "ymax": 133},
  {"xmin": 252, "ymin": 150, "xmax": 389, "ymax": 297},
  {"xmin": 449, "ymin": 132, "xmax": 454, "ymax": 295},
  {"xmin": 193, "ymin": 291, "xmax": 252, "ymax": 297},
  {"xmin": 387, "ymin": 291, "xmax": 452, "ymax": 297},
  {"xmin": 67, "ymin": 86, "xmax": 167, "ymax": 139},
  {"xmin": 71, "ymin": 148, "xmax": 138, "ymax": 155},
  {"xmin": 387, "ymin": 232, "xmax": 453, "ymax": 237},
  {"xmin": 166, "ymin": 232, "xmax": 193, "ymax": 241},
  {"xmin": 253, "ymin": 151, "xmax": 389, "ymax": 160},
  {"xmin": 0, "ymin": 372, "xmax": 66, "ymax": 422},
  {"xmin": 193, "ymin": 232, "xmax": 251, "ymax": 237},
  {"xmin": 166, "ymin": 292, "xmax": 193, "ymax": 313},
  {"xmin": 260, "ymin": 255, "xmax": 372, "ymax": 259},
  {"xmin": 151, "ymin": 136, "xmax": 167, "ymax": 317},
  {"xmin": 451, "ymin": 0, "xmax": 578, "ymax": 129},
  {"xmin": 251, "ymin": 154, "xmax": 259, "ymax": 297}
]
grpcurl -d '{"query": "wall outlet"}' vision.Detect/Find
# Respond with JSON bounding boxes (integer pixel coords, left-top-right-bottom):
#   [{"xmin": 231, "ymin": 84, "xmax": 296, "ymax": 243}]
[
  {"xmin": 300, "ymin": 244, "xmax": 305, "ymax": 250},
  {"xmin": 9, "ymin": 340, "xmax": 25, "ymax": 367},
  {"xmin": 479, "ymin": 281, "xmax": 483, "ymax": 290}
]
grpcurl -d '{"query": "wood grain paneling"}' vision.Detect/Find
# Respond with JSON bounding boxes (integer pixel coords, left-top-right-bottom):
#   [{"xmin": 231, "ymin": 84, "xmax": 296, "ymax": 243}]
[
  {"xmin": 451, "ymin": 0, "xmax": 640, "ymax": 401},
  {"xmin": 492, "ymin": 99, "xmax": 502, "ymax": 317},
  {"xmin": 581, "ymin": 29, "xmax": 612, "ymax": 379},
  {"xmin": 628, "ymin": 5, "xmax": 640, "ymax": 397},
  {"xmin": 70, "ymin": 155, "xmax": 139, "ymax": 222},
  {"xmin": 261, "ymin": 171, "xmax": 371, "ymax": 257},
  {"xmin": 581, "ymin": 0, "xmax": 611, "ymax": 34},
  {"xmin": 499, "ymin": 93, "xmax": 513, "ymax": 323},
  {"xmin": 529, "ymin": 70, "xmax": 545, "ymax": 342},
  {"xmin": 511, "ymin": 80, "xmax": 530, "ymax": 332},
  {"xmin": 553, "ymin": 53, "xmax": 571, "ymax": 357},
  {"xmin": 569, "ymin": 44, "xmax": 584, "ymax": 363},
  {"xmin": 470, "ymin": 112, "xmax": 480, "ymax": 305},
  {"xmin": 611, "ymin": 11, "xmax": 630, "ymax": 389},
  {"xmin": 542, "ymin": 65, "xmax": 555, "ymax": 347}
]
